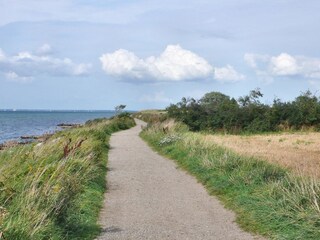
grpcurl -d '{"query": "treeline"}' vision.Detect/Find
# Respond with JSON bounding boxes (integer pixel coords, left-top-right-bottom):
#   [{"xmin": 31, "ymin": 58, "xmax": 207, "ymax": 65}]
[{"xmin": 167, "ymin": 89, "xmax": 320, "ymax": 133}]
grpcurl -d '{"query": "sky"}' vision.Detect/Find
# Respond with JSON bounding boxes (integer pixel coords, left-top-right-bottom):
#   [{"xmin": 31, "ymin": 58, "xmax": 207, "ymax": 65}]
[{"xmin": 1, "ymin": 0, "xmax": 320, "ymax": 110}]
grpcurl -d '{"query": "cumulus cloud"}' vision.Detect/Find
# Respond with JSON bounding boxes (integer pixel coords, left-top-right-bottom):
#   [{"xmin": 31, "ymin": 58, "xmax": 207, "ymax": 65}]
[
  {"xmin": 270, "ymin": 53, "xmax": 299, "ymax": 76},
  {"xmin": 100, "ymin": 44, "xmax": 244, "ymax": 83},
  {"xmin": 0, "ymin": 45, "xmax": 91, "ymax": 82},
  {"xmin": 244, "ymin": 52, "xmax": 320, "ymax": 81},
  {"xmin": 100, "ymin": 49, "xmax": 146, "ymax": 79}
]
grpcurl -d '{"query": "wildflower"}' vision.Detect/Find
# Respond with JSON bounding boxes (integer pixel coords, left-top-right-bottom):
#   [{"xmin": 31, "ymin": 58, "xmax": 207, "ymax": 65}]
[{"xmin": 159, "ymin": 134, "xmax": 181, "ymax": 146}]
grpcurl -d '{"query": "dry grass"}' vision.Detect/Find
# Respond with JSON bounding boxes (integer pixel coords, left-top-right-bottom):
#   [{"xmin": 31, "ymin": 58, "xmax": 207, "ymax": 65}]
[{"xmin": 205, "ymin": 132, "xmax": 320, "ymax": 178}]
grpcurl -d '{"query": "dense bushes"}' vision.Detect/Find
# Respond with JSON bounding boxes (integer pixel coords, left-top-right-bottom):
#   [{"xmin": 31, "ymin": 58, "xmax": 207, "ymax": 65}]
[{"xmin": 167, "ymin": 89, "xmax": 320, "ymax": 133}]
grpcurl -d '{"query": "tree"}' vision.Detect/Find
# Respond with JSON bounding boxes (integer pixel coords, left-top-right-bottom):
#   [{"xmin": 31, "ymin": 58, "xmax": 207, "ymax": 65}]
[
  {"xmin": 290, "ymin": 90, "xmax": 320, "ymax": 127},
  {"xmin": 199, "ymin": 91, "xmax": 239, "ymax": 131},
  {"xmin": 199, "ymin": 92, "xmax": 231, "ymax": 112},
  {"xmin": 165, "ymin": 89, "xmax": 320, "ymax": 133},
  {"xmin": 167, "ymin": 97, "xmax": 204, "ymax": 131},
  {"xmin": 115, "ymin": 104, "xmax": 126, "ymax": 115},
  {"xmin": 238, "ymin": 88, "xmax": 263, "ymax": 107}
]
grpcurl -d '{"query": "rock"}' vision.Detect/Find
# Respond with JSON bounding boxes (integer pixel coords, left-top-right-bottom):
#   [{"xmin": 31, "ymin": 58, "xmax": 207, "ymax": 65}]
[
  {"xmin": 57, "ymin": 123, "xmax": 81, "ymax": 128},
  {"xmin": 20, "ymin": 135, "xmax": 39, "ymax": 140}
]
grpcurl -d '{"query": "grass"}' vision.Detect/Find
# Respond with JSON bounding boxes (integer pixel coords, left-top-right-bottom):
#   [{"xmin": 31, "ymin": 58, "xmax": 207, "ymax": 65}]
[
  {"xmin": 141, "ymin": 120, "xmax": 320, "ymax": 239},
  {"xmin": 0, "ymin": 115, "xmax": 135, "ymax": 240}
]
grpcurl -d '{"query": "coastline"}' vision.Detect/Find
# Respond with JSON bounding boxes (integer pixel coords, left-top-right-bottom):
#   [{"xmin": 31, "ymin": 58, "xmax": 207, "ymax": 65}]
[
  {"xmin": 0, "ymin": 123, "xmax": 82, "ymax": 150},
  {"xmin": 0, "ymin": 111, "xmax": 117, "ymax": 145}
]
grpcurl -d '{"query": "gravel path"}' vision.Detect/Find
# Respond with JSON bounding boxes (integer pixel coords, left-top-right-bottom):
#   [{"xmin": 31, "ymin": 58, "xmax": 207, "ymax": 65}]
[{"xmin": 97, "ymin": 119, "xmax": 260, "ymax": 240}]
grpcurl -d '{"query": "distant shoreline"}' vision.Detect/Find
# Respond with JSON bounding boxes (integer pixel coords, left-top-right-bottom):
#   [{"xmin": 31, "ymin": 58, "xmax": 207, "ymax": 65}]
[
  {"xmin": 0, "ymin": 109, "xmax": 136, "ymax": 112},
  {"xmin": 0, "ymin": 123, "xmax": 83, "ymax": 150},
  {"xmin": 0, "ymin": 109, "xmax": 117, "ymax": 113},
  {"xmin": 0, "ymin": 111, "xmax": 123, "ymax": 144}
]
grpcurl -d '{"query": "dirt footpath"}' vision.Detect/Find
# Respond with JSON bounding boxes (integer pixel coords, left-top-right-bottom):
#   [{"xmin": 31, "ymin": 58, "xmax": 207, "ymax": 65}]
[{"xmin": 97, "ymin": 119, "xmax": 261, "ymax": 240}]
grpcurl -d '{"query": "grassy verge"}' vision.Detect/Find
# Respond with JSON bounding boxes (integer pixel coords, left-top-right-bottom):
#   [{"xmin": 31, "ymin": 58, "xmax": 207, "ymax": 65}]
[
  {"xmin": 0, "ymin": 115, "xmax": 135, "ymax": 240},
  {"xmin": 141, "ymin": 121, "xmax": 320, "ymax": 240}
]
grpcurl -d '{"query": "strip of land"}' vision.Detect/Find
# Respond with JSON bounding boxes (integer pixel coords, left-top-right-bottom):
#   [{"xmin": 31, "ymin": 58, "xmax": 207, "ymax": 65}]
[{"xmin": 97, "ymin": 119, "xmax": 259, "ymax": 240}]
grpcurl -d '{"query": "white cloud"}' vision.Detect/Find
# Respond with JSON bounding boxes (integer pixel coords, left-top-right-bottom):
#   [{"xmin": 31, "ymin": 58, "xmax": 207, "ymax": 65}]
[
  {"xmin": 36, "ymin": 44, "xmax": 53, "ymax": 56},
  {"xmin": 100, "ymin": 44, "xmax": 244, "ymax": 82},
  {"xmin": 100, "ymin": 45, "xmax": 213, "ymax": 81},
  {"xmin": 245, "ymin": 52, "xmax": 320, "ymax": 81},
  {"xmin": 214, "ymin": 65, "xmax": 245, "ymax": 83},
  {"xmin": 148, "ymin": 45, "xmax": 214, "ymax": 81},
  {"xmin": 139, "ymin": 92, "xmax": 172, "ymax": 103},
  {"xmin": 270, "ymin": 53, "xmax": 298, "ymax": 76},
  {"xmin": 5, "ymin": 71, "xmax": 33, "ymax": 83},
  {"xmin": 0, "ymin": 45, "xmax": 91, "ymax": 80},
  {"xmin": 100, "ymin": 49, "xmax": 147, "ymax": 79}
]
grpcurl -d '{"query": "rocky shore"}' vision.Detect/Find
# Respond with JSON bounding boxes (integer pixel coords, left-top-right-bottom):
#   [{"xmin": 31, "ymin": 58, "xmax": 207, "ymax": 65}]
[{"xmin": 0, "ymin": 122, "xmax": 82, "ymax": 150}]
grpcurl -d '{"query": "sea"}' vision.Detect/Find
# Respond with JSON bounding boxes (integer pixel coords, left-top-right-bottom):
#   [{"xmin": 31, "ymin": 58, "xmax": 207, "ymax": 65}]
[{"xmin": 0, "ymin": 110, "xmax": 117, "ymax": 144}]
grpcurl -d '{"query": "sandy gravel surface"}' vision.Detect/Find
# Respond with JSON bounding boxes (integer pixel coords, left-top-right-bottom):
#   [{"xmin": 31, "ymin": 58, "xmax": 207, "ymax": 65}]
[{"xmin": 97, "ymin": 119, "xmax": 260, "ymax": 240}]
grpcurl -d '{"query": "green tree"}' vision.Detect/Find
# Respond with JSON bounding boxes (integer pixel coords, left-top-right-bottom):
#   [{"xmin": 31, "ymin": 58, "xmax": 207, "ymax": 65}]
[
  {"xmin": 290, "ymin": 90, "xmax": 320, "ymax": 127},
  {"xmin": 199, "ymin": 91, "xmax": 239, "ymax": 131},
  {"xmin": 115, "ymin": 104, "xmax": 126, "ymax": 115},
  {"xmin": 238, "ymin": 88, "xmax": 263, "ymax": 107}
]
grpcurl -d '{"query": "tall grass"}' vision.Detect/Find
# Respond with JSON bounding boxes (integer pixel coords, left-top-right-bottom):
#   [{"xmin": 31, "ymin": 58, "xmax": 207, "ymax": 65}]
[
  {"xmin": 141, "ymin": 121, "xmax": 320, "ymax": 239},
  {"xmin": 0, "ymin": 116, "xmax": 135, "ymax": 239}
]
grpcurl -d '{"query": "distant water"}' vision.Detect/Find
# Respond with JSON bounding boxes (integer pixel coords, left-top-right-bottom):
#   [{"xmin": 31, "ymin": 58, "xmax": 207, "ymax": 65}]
[{"xmin": 0, "ymin": 111, "xmax": 116, "ymax": 144}]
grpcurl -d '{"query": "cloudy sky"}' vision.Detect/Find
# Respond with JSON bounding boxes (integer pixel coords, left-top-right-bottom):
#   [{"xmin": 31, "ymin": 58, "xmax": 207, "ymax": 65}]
[{"xmin": 1, "ymin": 0, "xmax": 320, "ymax": 110}]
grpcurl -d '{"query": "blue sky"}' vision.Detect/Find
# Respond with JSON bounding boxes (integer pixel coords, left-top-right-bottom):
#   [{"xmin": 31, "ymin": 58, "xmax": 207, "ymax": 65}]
[{"xmin": 1, "ymin": 0, "xmax": 320, "ymax": 110}]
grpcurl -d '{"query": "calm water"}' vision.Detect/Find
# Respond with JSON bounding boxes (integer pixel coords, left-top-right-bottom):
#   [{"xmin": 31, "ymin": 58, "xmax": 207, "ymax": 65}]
[{"xmin": 0, "ymin": 111, "xmax": 116, "ymax": 143}]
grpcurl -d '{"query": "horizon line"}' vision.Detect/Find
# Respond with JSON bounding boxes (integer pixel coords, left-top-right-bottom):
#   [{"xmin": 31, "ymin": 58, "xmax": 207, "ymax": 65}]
[{"xmin": 0, "ymin": 109, "xmax": 137, "ymax": 112}]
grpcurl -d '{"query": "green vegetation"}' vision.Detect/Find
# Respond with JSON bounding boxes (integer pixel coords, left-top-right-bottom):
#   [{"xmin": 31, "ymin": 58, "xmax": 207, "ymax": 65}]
[
  {"xmin": 141, "ymin": 121, "xmax": 320, "ymax": 239},
  {"xmin": 132, "ymin": 110, "xmax": 167, "ymax": 124},
  {"xmin": 114, "ymin": 104, "xmax": 126, "ymax": 115},
  {"xmin": 0, "ymin": 115, "xmax": 135, "ymax": 240},
  {"xmin": 167, "ymin": 89, "xmax": 320, "ymax": 133}
]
